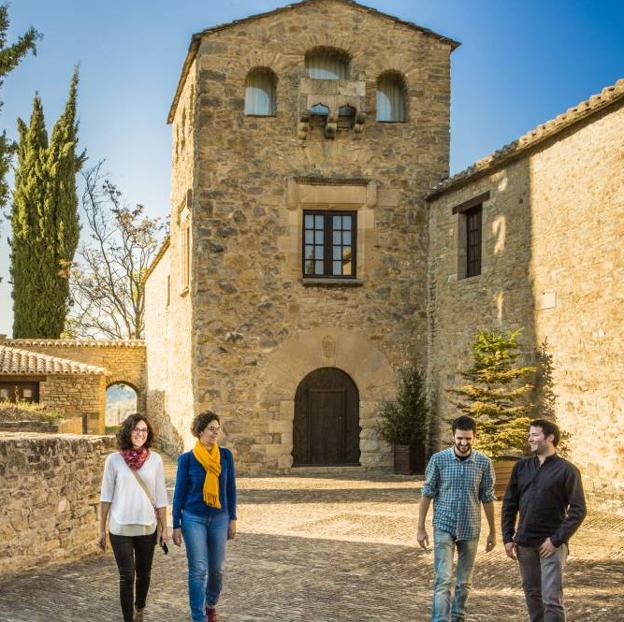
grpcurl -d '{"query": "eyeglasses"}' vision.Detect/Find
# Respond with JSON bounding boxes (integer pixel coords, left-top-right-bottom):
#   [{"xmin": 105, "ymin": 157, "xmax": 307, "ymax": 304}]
[
  {"xmin": 205, "ymin": 426, "xmax": 221, "ymax": 434},
  {"xmin": 132, "ymin": 428, "xmax": 149, "ymax": 435}
]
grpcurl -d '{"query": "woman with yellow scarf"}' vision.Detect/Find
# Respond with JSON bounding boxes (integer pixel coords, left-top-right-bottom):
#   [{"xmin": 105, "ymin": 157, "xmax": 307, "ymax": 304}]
[{"xmin": 172, "ymin": 411, "xmax": 237, "ymax": 622}]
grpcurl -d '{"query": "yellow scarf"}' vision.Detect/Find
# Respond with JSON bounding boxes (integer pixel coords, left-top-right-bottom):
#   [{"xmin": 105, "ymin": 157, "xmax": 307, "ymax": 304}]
[{"xmin": 192, "ymin": 441, "xmax": 222, "ymax": 509}]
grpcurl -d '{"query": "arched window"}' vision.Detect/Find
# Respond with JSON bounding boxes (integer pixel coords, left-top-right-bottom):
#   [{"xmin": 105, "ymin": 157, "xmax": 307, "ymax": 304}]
[
  {"xmin": 376, "ymin": 73, "xmax": 407, "ymax": 122},
  {"xmin": 244, "ymin": 68, "xmax": 276, "ymax": 116},
  {"xmin": 305, "ymin": 48, "xmax": 349, "ymax": 80}
]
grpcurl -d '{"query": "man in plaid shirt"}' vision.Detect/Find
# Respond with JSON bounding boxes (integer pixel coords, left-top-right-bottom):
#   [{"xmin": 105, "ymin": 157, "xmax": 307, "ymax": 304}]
[{"xmin": 417, "ymin": 415, "xmax": 496, "ymax": 622}]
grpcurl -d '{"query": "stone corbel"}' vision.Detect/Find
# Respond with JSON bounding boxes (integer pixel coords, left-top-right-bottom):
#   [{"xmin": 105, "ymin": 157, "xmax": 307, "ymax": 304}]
[
  {"xmin": 324, "ymin": 108, "xmax": 338, "ymax": 139},
  {"xmin": 354, "ymin": 111, "xmax": 366, "ymax": 133},
  {"xmin": 297, "ymin": 111, "xmax": 310, "ymax": 141}
]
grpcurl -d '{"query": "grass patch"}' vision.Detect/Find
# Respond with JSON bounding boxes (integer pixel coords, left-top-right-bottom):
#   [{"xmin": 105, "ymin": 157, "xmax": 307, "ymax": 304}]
[{"xmin": 0, "ymin": 401, "xmax": 65, "ymax": 422}]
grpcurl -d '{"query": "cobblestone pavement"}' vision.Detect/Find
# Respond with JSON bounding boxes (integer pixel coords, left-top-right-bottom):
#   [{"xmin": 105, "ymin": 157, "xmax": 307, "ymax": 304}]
[{"xmin": 1, "ymin": 461, "xmax": 623, "ymax": 622}]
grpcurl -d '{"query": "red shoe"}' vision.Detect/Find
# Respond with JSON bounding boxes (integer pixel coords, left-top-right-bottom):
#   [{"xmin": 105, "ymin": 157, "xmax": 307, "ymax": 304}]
[{"xmin": 206, "ymin": 607, "xmax": 217, "ymax": 622}]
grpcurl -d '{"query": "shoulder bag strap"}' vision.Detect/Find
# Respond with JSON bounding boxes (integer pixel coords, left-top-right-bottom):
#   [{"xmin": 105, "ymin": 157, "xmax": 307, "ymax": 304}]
[{"xmin": 127, "ymin": 464, "xmax": 160, "ymax": 534}]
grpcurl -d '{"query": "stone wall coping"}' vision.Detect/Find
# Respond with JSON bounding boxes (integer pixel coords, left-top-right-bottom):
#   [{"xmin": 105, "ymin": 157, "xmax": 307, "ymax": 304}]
[
  {"xmin": 167, "ymin": 0, "xmax": 460, "ymax": 123},
  {"xmin": 0, "ymin": 344, "xmax": 109, "ymax": 376},
  {"xmin": 5, "ymin": 339, "xmax": 145, "ymax": 348},
  {"xmin": 428, "ymin": 77, "xmax": 624, "ymax": 200},
  {"xmin": 0, "ymin": 431, "xmax": 115, "ymax": 443}
]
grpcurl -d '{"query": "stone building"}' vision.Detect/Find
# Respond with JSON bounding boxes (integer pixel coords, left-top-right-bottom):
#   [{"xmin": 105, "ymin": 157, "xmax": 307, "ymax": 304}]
[
  {"xmin": 144, "ymin": 0, "xmax": 458, "ymax": 470},
  {"xmin": 427, "ymin": 79, "xmax": 624, "ymax": 508},
  {"xmin": 0, "ymin": 338, "xmax": 146, "ymax": 434},
  {"xmin": 144, "ymin": 0, "xmax": 623, "ymax": 506}
]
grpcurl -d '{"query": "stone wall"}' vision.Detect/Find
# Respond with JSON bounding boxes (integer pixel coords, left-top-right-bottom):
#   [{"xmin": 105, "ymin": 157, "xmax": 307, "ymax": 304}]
[
  {"xmin": 40, "ymin": 375, "xmax": 106, "ymax": 434},
  {"xmin": 0, "ymin": 433, "xmax": 115, "ymax": 577},
  {"xmin": 427, "ymin": 102, "xmax": 624, "ymax": 510},
  {"xmin": 150, "ymin": 0, "xmax": 454, "ymax": 472},
  {"xmin": 0, "ymin": 417, "xmax": 83, "ymax": 434}
]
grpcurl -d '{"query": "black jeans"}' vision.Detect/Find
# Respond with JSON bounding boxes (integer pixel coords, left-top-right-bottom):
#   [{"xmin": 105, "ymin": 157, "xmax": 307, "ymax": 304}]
[{"xmin": 109, "ymin": 531, "xmax": 157, "ymax": 622}]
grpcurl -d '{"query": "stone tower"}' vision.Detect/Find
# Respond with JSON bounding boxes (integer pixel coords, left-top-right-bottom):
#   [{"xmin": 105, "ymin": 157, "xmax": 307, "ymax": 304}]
[{"xmin": 145, "ymin": 0, "xmax": 458, "ymax": 473}]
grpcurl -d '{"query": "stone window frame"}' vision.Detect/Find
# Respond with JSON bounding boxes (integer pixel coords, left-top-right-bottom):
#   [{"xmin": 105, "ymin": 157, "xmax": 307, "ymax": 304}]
[
  {"xmin": 286, "ymin": 178, "xmax": 376, "ymax": 286},
  {"xmin": 302, "ymin": 209, "xmax": 358, "ymax": 279},
  {"xmin": 375, "ymin": 70, "xmax": 408, "ymax": 123},
  {"xmin": 244, "ymin": 67, "xmax": 278, "ymax": 117},
  {"xmin": 177, "ymin": 202, "xmax": 191, "ymax": 296},
  {"xmin": 453, "ymin": 191, "xmax": 489, "ymax": 280},
  {"xmin": 304, "ymin": 46, "xmax": 352, "ymax": 80}
]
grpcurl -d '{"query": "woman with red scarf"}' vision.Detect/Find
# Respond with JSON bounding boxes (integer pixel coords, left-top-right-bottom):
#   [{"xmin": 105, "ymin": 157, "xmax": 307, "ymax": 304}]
[{"xmin": 99, "ymin": 413, "xmax": 169, "ymax": 622}]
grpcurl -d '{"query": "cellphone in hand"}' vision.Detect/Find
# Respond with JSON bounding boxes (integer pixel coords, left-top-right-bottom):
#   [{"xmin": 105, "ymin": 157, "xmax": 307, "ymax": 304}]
[{"xmin": 160, "ymin": 539, "xmax": 169, "ymax": 555}]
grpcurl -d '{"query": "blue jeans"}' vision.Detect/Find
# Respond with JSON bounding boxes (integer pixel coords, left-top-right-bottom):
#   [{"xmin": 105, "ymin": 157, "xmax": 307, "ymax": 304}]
[
  {"xmin": 432, "ymin": 528, "xmax": 479, "ymax": 622},
  {"xmin": 181, "ymin": 511, "xmax": 229, "ymax": 622}
]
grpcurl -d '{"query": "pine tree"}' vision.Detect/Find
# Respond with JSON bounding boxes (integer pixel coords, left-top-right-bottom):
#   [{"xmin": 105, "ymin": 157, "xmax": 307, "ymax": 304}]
[
  {"xmin": 0, "ymin": 6, "xmax": 40, "ymax": 212},
  {"xmin": 449, "ymin": 329, "xmax": 536, "ymax": 458},
  {"xmin": 9, "ymin": 70, "xmax": 85, "ymax": 337},
  {"xmin": 44, "ymin": 67, "xmax": 86, "ymax": 336}
]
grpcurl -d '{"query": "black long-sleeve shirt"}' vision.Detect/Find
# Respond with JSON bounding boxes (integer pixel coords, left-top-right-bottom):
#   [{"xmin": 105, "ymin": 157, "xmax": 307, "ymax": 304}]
[{"xmin": 501, "ymin": 454, "xmax": 586, "ymax": 548}]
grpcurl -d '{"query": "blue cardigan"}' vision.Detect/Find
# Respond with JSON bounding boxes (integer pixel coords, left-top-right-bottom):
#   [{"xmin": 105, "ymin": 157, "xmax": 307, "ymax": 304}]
[{"xmin": 172, "ymin": 447, "xmax": 237, "ymax": 529}]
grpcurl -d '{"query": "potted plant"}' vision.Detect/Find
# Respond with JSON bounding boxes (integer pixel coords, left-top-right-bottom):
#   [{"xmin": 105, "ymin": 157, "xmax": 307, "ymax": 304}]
[
  {"xmin": 377, "ymin": 366, "xmax": 428, "ymax": 475},
  {"xmin": 449, "ymin": 329, "xmax": 535, "ymax": 496}
]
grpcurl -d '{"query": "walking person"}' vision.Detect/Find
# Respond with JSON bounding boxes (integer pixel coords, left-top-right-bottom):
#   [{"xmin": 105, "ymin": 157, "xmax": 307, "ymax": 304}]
[
  {"xmin": 417, "ymin": 415, "xmax": 496, "ymax": 622},
  {"xmin": 172, "ymin": 411, "xmax": 237, "ymax": 622},
  {"xmin": 502, "ymin": 419, "xmax": 586, "ymax": 622},
  {"xmin": 98, "ymin": 413, "xmax": 169, "ymax": 622}
]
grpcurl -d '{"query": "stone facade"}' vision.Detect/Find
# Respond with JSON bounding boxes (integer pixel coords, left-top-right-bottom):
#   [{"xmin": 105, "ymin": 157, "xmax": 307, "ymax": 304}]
[
  {"xmin": 427, "ymin": 95, "xmax": 624, "ymax": 509},
  {"xmin": 0, "ymin": 433, "xmax": 114, "ymax": 577},
  {"xmin": 146, "ymin": 0, "xmax": 456, "ymax": 471}
]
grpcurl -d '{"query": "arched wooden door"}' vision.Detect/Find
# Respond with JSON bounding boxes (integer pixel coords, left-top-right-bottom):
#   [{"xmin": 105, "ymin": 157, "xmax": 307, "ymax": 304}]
[{"xmin": 293, "ymin": 367, "xmax": 360, "ymax": 466}]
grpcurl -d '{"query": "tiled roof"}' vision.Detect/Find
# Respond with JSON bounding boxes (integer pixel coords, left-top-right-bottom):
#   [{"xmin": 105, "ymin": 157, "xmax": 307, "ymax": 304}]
[
  {"xmin": 428, "ymin": 77, "xmax": 624, "ymax": 199},
  {"xmin": 0, "ymin": 345, "xmax": 108, "ymax": 376},
  {"xmin": 5, "ymin": 339, "xmax": 145, "ymax": 348},
  {"xmin": 168, "ymin": 0, "xmax": 460, "ymax": 123}
]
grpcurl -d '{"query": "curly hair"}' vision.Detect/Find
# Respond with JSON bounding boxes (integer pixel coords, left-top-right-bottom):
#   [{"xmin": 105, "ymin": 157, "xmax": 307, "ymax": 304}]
[
  {"xmin": 116, "ymin": 413, "xmax": 155, "ymax": 450},
  {"xmin": 191, "ymin": 410, "xmax": 220, "ymax": 438}
]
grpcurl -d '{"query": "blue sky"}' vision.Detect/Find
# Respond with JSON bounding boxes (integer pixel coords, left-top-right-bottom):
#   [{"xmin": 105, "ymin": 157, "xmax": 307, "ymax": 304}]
[{"xmin": 1, "ymin": 0, "xmax": 623, "ymax": 335}]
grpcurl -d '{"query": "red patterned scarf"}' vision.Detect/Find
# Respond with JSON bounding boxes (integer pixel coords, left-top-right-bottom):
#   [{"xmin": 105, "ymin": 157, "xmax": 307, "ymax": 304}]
[{"xmin": 120, "ymin": 447, "xmax": 150, "ymax": 470}]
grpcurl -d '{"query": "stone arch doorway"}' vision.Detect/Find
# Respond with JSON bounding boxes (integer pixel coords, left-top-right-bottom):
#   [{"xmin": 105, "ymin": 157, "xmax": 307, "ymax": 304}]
[
  {"xmin": 293, "ymin": 367, "xmax": 360, "ymax": 466},
  {"xmin": 106, "ymin": 381, "xmax": 138, "ymax": 428}
]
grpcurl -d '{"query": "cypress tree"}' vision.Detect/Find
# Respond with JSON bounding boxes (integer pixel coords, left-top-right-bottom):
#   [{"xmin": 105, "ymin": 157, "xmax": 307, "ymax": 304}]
[
  {"xmin": 9, "ymin": 94, "xmax": 51, "ymax": 337},
  {"xmin": 44, "ymin": 67, "xmax": 86, "ymax": 336},
  {"xmin": 9, "ymin": 70, "xmax": 85, "ymax": 337}
]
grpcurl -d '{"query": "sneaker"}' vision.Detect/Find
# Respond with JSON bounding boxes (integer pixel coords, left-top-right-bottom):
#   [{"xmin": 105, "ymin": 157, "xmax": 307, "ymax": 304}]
[{"xmin": 206, "ymin": 607, "xmax": 217, "ymax": 622}]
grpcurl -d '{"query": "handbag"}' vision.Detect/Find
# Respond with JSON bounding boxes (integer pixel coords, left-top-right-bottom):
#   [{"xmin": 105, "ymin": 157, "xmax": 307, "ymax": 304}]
[{"xmin": 128, "ymin": 465, "xmax": 167, "ymax": 553}]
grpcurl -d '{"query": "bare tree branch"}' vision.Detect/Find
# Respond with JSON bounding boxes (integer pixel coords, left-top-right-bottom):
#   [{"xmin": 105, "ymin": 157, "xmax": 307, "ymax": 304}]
[{"xmin": 66, "ymin": 161, "xmax": 167, "ymax": 339}]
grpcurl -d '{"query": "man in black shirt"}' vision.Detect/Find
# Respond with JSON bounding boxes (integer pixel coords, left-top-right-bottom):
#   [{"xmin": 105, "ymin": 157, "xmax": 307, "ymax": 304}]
[{"xmin": 502, "ymin": 419, "xmax": 586, "ymax": 622}]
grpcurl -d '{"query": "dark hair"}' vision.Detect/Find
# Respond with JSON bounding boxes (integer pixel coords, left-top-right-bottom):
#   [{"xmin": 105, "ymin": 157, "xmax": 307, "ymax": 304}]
[
  {"xmin": 452, "ymin": 415, "xmax": 477, "ymax": 434},
  {"xmin": 530, "ymin": 419, "xmax": 560, "ymax": 446},
  {"xmin": 116, "ymin": 413, "xmax": 155, "ymax": 450},
  {"xmin": 191, "ymin": 410, "xmax": 220, "ymax": 438}
]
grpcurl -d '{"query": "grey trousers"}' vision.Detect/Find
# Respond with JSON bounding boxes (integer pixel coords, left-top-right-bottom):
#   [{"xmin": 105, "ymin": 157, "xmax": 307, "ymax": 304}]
[{"xmin": 517, "ymin": 543, "xmax": 568, "ymax": 622}]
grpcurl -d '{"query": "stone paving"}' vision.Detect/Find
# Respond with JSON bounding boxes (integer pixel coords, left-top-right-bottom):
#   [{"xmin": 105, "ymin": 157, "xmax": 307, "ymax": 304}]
[{"xmin": 1, "ymin": 462, "xmax": 623, "ymax": 621}]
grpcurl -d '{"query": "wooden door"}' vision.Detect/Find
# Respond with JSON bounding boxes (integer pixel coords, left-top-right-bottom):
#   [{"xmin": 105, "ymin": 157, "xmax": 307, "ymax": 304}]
[{"xmin": 293, "ymin": 367, "xmax": 360, "ymax": 466}]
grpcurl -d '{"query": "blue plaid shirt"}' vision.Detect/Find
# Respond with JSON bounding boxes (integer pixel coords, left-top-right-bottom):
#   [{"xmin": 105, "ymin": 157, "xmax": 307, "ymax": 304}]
[{"xmin": 422, "ymin": 447, "xmax": 496, "ymax": 541}]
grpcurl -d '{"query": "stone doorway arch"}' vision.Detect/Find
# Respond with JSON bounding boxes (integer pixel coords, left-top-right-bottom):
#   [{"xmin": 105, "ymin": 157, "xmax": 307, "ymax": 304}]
[
  {"xmin": 258, "ymin": 328, "xmax": 396, "ymax": 469},
  {"xmin": 293, "ymin": 367, "xmax": 360, "ymax": 466}
]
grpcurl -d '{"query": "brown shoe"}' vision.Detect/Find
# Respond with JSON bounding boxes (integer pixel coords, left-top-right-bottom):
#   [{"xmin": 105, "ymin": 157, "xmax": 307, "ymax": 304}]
[
  {"xmin": 206, "ymin": 607, "xmax": 217, "ymax": 622},
  {"xmin": 134, "ymin": 608, "xmax": 145, "ymax": 622}
]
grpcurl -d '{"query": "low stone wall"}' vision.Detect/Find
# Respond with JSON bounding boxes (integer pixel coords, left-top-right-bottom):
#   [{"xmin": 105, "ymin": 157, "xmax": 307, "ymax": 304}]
[
  {"xmin": 0, "ymin": 433, "xmax": 115, "ymax": 578},
  {"xmin": 0, "ymin": 417, "xmax": 83, "ymax": 434}
]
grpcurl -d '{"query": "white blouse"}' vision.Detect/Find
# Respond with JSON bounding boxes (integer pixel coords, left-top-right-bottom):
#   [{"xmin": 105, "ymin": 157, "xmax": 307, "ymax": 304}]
[{"xmin": 100, "ymin": 451, "xmax": 169, "ymax": 536}]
